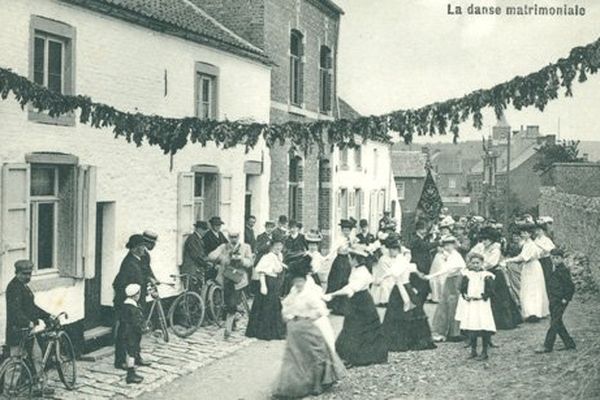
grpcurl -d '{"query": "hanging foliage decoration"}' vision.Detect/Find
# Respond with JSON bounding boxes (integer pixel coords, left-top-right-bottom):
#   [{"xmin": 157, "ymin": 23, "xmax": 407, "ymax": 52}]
[{"xmin": 1, "ymin": 36, "xmax": 599, "ymax": 154}]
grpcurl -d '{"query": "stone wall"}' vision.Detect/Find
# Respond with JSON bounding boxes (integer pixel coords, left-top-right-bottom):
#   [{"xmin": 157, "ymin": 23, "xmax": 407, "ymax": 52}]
[
  {"xmin": 539, "ymin": 186, "xmax": 600, "ymax": 289},
  {"xmin": 542, "ymin": 163, "xmax": 600, "ymax": 197}
]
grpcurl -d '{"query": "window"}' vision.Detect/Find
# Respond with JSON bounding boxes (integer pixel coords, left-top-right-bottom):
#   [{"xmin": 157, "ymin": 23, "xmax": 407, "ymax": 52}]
[
  {"xmin": 30, "ymin": 166, "xmax": 59, "ymax": 270},
  {"xmin": 355, "ymin": 189, "xmax": 362, "ymax": 219},
  {"xmin": 339, "ymin": 147, "xmax": 349, "ymax": 169},
  {"xmin": 396, "ymin": 181, "xmax": 406, "ymax": 200},
  {"xmin": 195, "ymin": 62, "xmax": 219, "ymax": 120},
  {"xmin": 354, "ymin": 147, "xmax": 362, "ymax": 169},
  {"xmin": 29, "ymin": 16, "xmax": 75, "ymax": 125},
  {"xmin": 449, "ymin": 178, "xmax": 457, "ymax": 189},
  {"xmin": 340, "ymin": 188, "xmax": 348, "ymax": 219},
  {"xmin": 348, "ymin": 190, "xmax": 356, "ymax": 219},
  {"xmin": 319, "ymin": 46, "xmax": 333, "ymax": 113},
  {"xmin": 290, "ymin": 30, "xmax": 304, "ymax": 106},
  {"xmin": 192, "ymin": 171, "xmax": 219, "ymax": 222},
  {"xmin": 289, "ymin": 156, "xmax": 303, "ymax": 221}
]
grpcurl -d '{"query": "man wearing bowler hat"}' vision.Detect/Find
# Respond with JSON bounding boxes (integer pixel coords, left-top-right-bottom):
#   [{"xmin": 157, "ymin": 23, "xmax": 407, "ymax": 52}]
[
  {"xmin": 204, "ymin": 216, "xmax": 229, "ymax": 254},
  {"xmin": 181, "ymin": 221, "xmax": 211, "ymax": 279},
  {"xmin": 5, "ymin": 260, "xmax": 54, "ymax": 397}
]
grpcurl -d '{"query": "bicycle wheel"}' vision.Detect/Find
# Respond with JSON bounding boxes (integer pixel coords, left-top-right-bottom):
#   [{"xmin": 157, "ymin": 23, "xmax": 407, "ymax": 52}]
[
  {"xmin": 168, "ymin": 292, "xmax": 205, "ymax": 338},
  {"xmin": 208, "ymin": 284, "xmax": 225, "ymax": 327},
  {"xmin": 0, "ymin": 358, "xmax": 33, "ymax": 400},
  {"xmin": 55, "ymin": 331, "xmax": 77, "ymax": 390},
  {"xmin": 146, "ymin": 302, "xmax": 170, "ymax": 343}
]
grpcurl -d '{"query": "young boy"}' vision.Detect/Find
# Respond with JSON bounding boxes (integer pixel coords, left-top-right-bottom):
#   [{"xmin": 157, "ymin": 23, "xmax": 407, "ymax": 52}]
[
  {"xmin": 536, "ymin": 248, "xmax": 576, "ymax": 353},
  {"xmin": 120, "ymin": 284, "xmax": 145, "ymax": 383}
]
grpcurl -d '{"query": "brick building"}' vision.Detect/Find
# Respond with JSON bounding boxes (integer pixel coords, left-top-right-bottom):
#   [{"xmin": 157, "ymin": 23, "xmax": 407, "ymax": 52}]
[
  {"xmin": 0, "ymin": 0, "xmax": 271, "ymax": 351},
  {"xmin": 469, "ymin": 124, "xmax": 556, "ymax": 217},
  {"xmin": 196, "ymin": 0, "xmax": 396, "ymax": 247}
]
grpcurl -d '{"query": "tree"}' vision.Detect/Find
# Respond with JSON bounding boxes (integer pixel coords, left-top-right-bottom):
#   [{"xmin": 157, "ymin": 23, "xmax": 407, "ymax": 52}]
[
  {"xmin": 533, "ymin": 140, "xmax": 584, "ymax": 173},
  {"xmin": 489, "ymin": 190, "xmax": 525, "ymax": 221}
]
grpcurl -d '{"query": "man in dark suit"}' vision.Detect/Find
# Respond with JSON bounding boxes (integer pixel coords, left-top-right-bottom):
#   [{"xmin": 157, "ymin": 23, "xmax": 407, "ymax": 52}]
[
  {"xmin": 203, "ymin": 216, "xmax": 229, "ymax": 254},
  {"xmin": 410, "ymin": 220, "xmax": 437, "ymax": 274},
  {"xmin": 536, "ymin": 248, "xmax": 576, "ymax": 353},
  {"xmin": 5, "ymin": 259, "xmax": 54, "ymax": 397},
  {"xmin": 356, "ymin": 219, "xmax": 375, "ymax": 245},
  {"xmin": 244, "ymin": 215, "xmax": 257, "ymax": 253},
  {"xmin": 181, "ymin": 221, "xmax": 210, "ymax": 278},
  {"xmin": 112, "ymin": 234, "xmax": 152, "ymax": 369},
  {"xmin": 272, "ymin": 215, "xmax": 289, "ymax": 240}
]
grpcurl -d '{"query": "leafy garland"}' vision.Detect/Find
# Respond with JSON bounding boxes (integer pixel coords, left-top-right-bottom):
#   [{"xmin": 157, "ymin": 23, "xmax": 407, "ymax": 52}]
[{"xmin": 1, "ymin": 36, "xmax": 599, "ymax": 154}]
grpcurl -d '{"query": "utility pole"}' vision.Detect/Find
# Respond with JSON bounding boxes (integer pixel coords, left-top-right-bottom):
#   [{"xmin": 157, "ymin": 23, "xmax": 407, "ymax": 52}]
[{"xmin": 504, "ymin": 129, "xmax": 511, "ymax": 231}]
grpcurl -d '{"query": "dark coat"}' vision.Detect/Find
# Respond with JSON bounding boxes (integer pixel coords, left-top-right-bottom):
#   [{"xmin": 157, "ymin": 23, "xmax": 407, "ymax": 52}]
[
  {"xmin": 5, "ymin": 277, "xmax": 50, "ymax": 346},
  {"xmin": 547, "ymin": 263, "xmax": 575, "ymax": 303},
  {"xmin": 140, "ymin": 249, "xmax": 157, "ymax": 282},
  {"xmin": 356, "ymin": 232, "xmax": 376, "ymax": 246},
  {"xmin": 181, "ymin": 232, "xmax": 209, "ymax": 275},
  {"xmin": 410, "ymin": 234, "xmax": 436, "ymax": 274},
  {"xmin": 203, "ymin": 230, "xmax": 228, "ymax": 255},
  {"xmin": 283, "ymin": 234, "xmax": 307, "ymax": 263},
  {"xmin": 460, "ymin": 274, "xmax": 494, "ymax": 300},
  {"xmin": 112, "ymin": 253, "xmax": 147, "ymax": 310},
  {"xmin": 244, "ymin": 226, "xmax": 256, "ymax": 253},
  {"xmin": 119, "ymin": 301, "xmax": 144, "ymax": 358}
]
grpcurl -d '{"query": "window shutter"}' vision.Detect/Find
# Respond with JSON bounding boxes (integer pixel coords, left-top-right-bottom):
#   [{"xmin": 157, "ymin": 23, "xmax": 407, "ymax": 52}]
[
  {"xmin": 219, "ymin": 175, "xmax": 233, "ymax": 227},
  {"xmin": 74, "ymin": 165, "xmax": 96, "ymax": 279},
  {"xmin": 1, "ymin": 164, "xmax": 30, "ymax": 292},
  {"xmin": 299, "ymin": 39, "xmax": 305, "ymax": 105},
  {"xmin": 177, "ymin": 172, "xmax": 195, "ymax": 266}
]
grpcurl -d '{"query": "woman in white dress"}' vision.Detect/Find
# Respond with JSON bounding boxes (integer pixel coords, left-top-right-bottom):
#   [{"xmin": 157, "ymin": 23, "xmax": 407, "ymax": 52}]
[
  {"xmin": 428, "ymin": 248, "xmax": 447, "ymax": 303},
  {"xmin": 502, "ymin": 224, "xmax": 549, "ymax": 322}
]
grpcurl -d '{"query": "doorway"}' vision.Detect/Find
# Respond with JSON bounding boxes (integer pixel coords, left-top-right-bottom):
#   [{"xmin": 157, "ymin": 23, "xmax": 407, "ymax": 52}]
[{"xmin": 84, "ymin": 203, "xmax": 106, "ymax": 329}]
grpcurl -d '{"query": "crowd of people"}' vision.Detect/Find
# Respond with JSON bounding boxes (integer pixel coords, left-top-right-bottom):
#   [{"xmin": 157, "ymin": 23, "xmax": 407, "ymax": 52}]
[{"xmin": 95, "ymin": 209, "xmax": 578, "ymax": 391}]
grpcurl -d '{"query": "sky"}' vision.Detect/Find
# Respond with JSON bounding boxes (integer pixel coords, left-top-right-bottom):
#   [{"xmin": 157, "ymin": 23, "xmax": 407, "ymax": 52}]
[{"xmin": 335, "ymin": 0, "xmax": 600, "ymax": 143}]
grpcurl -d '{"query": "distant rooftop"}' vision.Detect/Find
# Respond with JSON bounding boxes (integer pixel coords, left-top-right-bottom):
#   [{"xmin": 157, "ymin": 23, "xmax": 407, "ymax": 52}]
[
  {"xmin": 337, "ymin": 98, "xmax": 361, "ymax": 120},
  {"xmin": 392, "ymin": 151, "xmax": 427, "ymax": 178}
]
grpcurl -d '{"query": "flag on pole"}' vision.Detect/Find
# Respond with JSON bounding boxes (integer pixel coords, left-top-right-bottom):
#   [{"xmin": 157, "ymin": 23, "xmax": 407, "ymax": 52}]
[{"xmin": 417, "ymin": 169, "xmax": 444, "ymax": 221}]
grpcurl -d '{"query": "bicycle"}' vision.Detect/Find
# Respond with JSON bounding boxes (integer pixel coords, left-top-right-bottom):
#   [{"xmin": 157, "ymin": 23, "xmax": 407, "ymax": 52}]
[
  {"xmin": 144, "ymin": 281, "xmax": 175, "ymax": 343},
  {"xmin": 167, "ymin": 273, "xmax": 206, "ymax": 338},
  {"xmin": 0, "ymin": 312, "xmax": 76, "ymax": 399}
]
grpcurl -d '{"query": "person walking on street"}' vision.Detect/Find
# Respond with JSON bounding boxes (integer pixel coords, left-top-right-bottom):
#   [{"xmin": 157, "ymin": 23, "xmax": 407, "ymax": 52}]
[
  {"xmin": 181, "ymin": 221, "xmax": 211, "ymax": 278},
  {"xmin": 209, "ymin": 231, "xmax": 253, "ymax": 339},
  {"xmin": 113, "ymin": 234, "xmax": 153, "ymax": 369},
  {"xmin": 536, "ymin": 248, "xmax": 576, "ymax": 353},
  {"xmin": 203, "ymin": 216, "xmax": 229, "ymax": 254},
  {"xmin": 120, "ymin": 284, "xmax": 145, "ymax": 384},
  {"xmin": 5, "ymin": 260, "xmax": 55, "ymax": 397}
]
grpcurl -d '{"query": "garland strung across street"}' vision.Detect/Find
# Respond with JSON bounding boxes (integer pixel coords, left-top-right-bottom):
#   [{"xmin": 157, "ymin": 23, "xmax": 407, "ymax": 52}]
[{"xmin": 0, "ymin": 36, "xmax": 599, "ymax": 155}]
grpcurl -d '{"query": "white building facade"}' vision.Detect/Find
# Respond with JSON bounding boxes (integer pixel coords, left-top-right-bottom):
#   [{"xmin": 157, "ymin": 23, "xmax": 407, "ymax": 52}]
[{"xmin": 0, "ymin": 0, "xmax": 271, "ymax": 348}]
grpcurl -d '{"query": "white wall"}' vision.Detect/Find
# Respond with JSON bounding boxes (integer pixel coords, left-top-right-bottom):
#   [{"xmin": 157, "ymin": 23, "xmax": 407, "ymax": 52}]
[
  {"xmin": 0, "ymin": 0, "xmax": 271, "ymax": 339},
  {"xmin": 330, "ymin": 140, "xmax": 398, "ymax": 243}
]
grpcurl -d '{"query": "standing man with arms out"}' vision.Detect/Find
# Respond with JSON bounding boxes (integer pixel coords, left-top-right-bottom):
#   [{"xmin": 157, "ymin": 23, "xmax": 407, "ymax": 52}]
[
  {"xmin": 5, "ymin": 260, "xmax": 54, "ymax": 397},
  {"xmin": 536, "ymin": 248, "xmax": 576, "ymax": 353},
  {"xmin": 181, "ymin": 221, "xmax": 211, "ymax": 280},
  {"xmin": 203, "ymin": 216, "xmax": 229, "ymax": 255},
  {"xmin": 112, "ymin": 234, "xmax": 153, "ymax": 370}
]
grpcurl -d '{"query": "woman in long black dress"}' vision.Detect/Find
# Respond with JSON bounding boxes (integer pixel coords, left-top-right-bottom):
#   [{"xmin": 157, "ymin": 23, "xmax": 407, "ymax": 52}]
[
  {"xmin": 245, "ymin": 234, "xmax": 286, "ymax": 340},
  {"xmin": 327, "ymin": 250, "xmax": 388, "ymax": 367},
  {"xmin": 469, "ymin": 227, "xmax": 521, "ymax": 329},
  {"xmin": 382, "ymin": 234, "xmax": 436, "ymax": 352},
  {"xmin": 326, "ymin": 219, "xmax": 356, "ymax": 315}
]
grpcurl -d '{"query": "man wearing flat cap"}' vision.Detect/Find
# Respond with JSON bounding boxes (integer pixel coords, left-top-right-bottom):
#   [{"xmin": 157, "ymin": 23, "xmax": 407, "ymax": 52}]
[
  {"xmin": 181, "ymin": 221, "xmax": 211, "ymax": 279},
  {"xmin": 5, "ymin": 259, "xmax": 55, "ymax": 396},
  {"xmin": 203, "ymin": 216, "xmax": 229, "ymax": 254},
  {"xmin": 112, "ymin": 234, "xmax": 152, "ymax": 369}
]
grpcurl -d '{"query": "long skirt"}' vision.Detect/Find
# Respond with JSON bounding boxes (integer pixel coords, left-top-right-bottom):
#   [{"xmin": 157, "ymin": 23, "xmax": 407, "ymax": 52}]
[
  {"xmin": 431, "ymin": 274, "xmax": 462, "ymax": 340},
  {"xmin": 335, "ymin": 290, "xmax": 388, "ymax": 366},
  {"xmin": 429, "ymin": 254, "xmax": 445, "ymax": 302},
  {"xmin": 246, "ymin": 276, "xmax": 286, "ymax": 340},
  {"xmin": 505, "ymin": 261, "xmax": 522, "ymax": 307},
  {"xmin": 326, "ymin": 254, "xmax": 352, "ymax": 315},
  {"xmin": 382, "ymin": 285, "xmax": 436, "ymax": 352},
  {"xmin": 489, "ymin": 267, "xmax": 522, "ymax": 329},
  {"xmin": 455, "ymin": 298, "xmax": 496, "ymax": 332},
  {"xmin": 520, "ymin": 260, "xmax": 550, "ymax": 319},
  {"xmin": 273, "ymin": 319, "xmax": 346, "ymax": 399}
]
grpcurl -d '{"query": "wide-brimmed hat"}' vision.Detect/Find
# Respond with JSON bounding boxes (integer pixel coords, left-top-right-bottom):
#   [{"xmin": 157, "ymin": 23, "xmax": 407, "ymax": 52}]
[
  {"xmin": 339, "ymin": 219, "xmax": 355, "ymax": 229},
  {"xmin": 359, "ymin": 219, "xmax": 369, "ymax": 228},
  {"xmin": 143, "ymin": 230, "xmax": 158, "ymax": 243},
  {"xmin": 126, "ymin": 234, "xmax": 146, "ymax": 249},
  {"xmin": 479, "ymin": 226, "xmax": 501, "ymax": 242},
  {"xmin": 194, "ymin": 220, "xmax": 209, "ymax": 230},
  {"xmin": 271, "ymin": 231, "xmax": 287, "ymax": 245},
  {"xmin": 305, "ymin": 230, "xmax": 323, "ymax": 243},
  {"xmin": 468, "ymin": 252, "xmax": 485, "ymax": 262},
  {"xmin": 383, "ymin": 232, "xmax": 402, "ymax": 249},
  {"xmin": 264, "ymin": 220, "xmax": 276, "ymax": 228},
  {"xmin": 209, "ymin": 216, "xmax": 224, "ymax": 226},
  {"xmin": 440, "ymin": 235, "xmax": 458, "ymax": 245},
  {"xmin": 439, "ymin": 216, "xmax": 455, "ymax": 228}
]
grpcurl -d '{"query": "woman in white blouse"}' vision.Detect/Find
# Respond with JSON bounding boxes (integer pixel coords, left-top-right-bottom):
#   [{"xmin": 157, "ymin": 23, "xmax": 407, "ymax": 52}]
[
  {"xmin": 245, "ymin": 234, "xmax": 286, "ymax": 340},
  {"xmin": 502, "ymin": 224, "xmax": 549, "ymax": 322},
  {"xmin": 273, "ymin": 261, "xmax": 346, "ymax": 398},
  {"xmin": 534, "ymin": 221, "xmax": 556, "ymax": 296},
  {"xmin": 326, "ymin": 250, "xmax": 388, "ymax": 367}
]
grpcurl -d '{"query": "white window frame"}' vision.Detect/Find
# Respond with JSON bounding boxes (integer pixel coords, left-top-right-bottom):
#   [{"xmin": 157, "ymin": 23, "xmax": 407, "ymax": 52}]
[
  {"xmin": 33, "ymin": 33, "xmax": 66, "ymax": 94},
  {"xmin": 194, "ymin": 62, "xmax": 219, "ymax": 120},
  {"xmin": 30, "ymin": 165, "xmax": 59, "ymax": 274}
]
